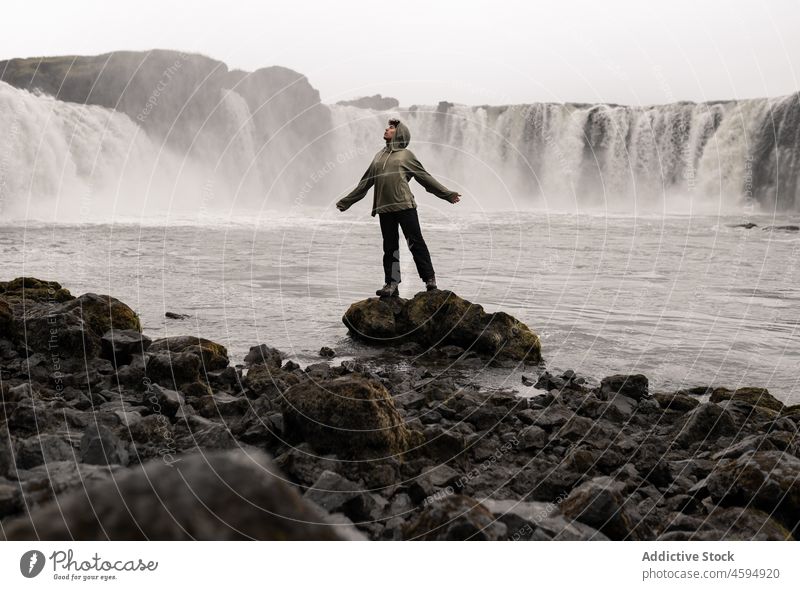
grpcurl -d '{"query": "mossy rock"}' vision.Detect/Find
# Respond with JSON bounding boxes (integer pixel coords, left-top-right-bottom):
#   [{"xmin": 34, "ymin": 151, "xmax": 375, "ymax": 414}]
[
  {"xmin": 281, "ymin": 374, "xmax": 421, "ymax": 459},
  {"xmin": 342, "ymin": 290, "xmax": 542, "ymax": 364},
  {"xmin": 341, "ymin": 297, "xmax": 403, "ymax": 341},
  {"xmin": 148, "ymin": 335, "xmax": 229, "ymax": 370},
  {"xmin": 710, "ymin": 386, "xmax": 784, "ymax": 413},
  {"xmin": 243, "ymin": 362, "xmax": 299, "ymax": 401},
  {"xmin": 652, "ymin": 391, "xmax": 700, "ymax": 412},
  {"xmin": 0, "ymin": 277, "xmax": 73, "ymax": 304},
  {"xmin": 60, "ymin": 293, "xmax": 142, "ymax": 336}
]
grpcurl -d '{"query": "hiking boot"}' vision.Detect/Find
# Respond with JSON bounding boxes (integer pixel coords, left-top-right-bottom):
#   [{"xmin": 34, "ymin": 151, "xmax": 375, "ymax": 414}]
[
  {"xmin": 425, "ymin": 276, "xmax": 438, "ymax": 291},
  {"xmin": 376, "ymin": 281, "xmax": 400, "ymax": 298}
]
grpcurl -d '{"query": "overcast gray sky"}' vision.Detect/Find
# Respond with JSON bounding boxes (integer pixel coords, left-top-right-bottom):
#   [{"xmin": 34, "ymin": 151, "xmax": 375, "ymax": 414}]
[{"xmin": 2, "ymin": 0, "xmax": 798, "ymax": 106}]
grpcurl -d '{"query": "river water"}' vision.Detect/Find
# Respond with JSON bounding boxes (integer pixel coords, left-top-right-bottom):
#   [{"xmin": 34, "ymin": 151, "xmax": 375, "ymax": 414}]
[{"xmin": 2, "ymin": 208, "xmax": 798, "ymax": 403}]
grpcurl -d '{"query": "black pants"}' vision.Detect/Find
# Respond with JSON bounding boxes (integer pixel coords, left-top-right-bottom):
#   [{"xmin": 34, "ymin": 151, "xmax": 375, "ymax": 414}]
[{"xmin": 378, "ymin": 207, "xmax": 435, "ymax": 284}]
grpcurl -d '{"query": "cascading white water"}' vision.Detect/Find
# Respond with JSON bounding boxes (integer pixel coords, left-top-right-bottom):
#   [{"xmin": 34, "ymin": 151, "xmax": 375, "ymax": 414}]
[
  {"xmin": 0, "ymin": 81, "xmax": 214, "ymax": 220},
  {"xmin": 2, "ymin": 76, "xmax": 798, "ymax": 219},
  {"xmin": 329, "ymin": 94, "xmax": 800, "ymax": 214}
]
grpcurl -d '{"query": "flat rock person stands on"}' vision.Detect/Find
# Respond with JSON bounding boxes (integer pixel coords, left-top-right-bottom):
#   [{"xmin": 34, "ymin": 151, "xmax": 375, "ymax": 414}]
[{"xmin": 336, "ymin": 118, "xmax": 462, "ymax": 297}]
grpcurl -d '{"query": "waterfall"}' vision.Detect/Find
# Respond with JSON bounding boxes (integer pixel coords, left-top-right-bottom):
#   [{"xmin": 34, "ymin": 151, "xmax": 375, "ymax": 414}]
[
  {"xmin": 2, "ymin": 73, "xmax": 798, "ymax": 220},
  {"xmin": 329, "ymin": 94, "xmax": 800, "ymax": 214}
]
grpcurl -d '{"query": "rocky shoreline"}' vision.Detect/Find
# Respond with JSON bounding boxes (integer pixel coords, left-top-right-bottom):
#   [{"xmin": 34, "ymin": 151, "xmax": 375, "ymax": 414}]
[{"xmin": 1, "ymin": 277, "xmax": 798, "ymax": 540}]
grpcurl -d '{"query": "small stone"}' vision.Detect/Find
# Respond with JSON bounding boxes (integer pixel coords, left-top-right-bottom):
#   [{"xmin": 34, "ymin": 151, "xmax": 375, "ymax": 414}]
[
  {"xmin": 79, "ymin": 424, "xmax": 129, "ymax": 466},
  {"xmin": 165, "ymin": 312, "xmax": 190, "ymax": 320}
]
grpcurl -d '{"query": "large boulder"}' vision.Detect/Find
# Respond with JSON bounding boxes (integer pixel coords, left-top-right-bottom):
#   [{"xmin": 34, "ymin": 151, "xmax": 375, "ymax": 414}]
[
  {"xmin": 560, "ymin": 476, "xmax": 652, "ymax": 540},
  {"xmin": 21, "ymin": 292, "xmax": 141, "ymax": 359},
  {"xmin": 2, "ymin": 449, "xmax": 356, "ymax": 540},
  {"xmin": 282, "ymin": 374, "xmax": 420, "ymax": 459},
  {"xmin": 148, "ymin": 335, "xmax": 229, "ymax": 370},
  {"xmin": 342, "ymin": 290, "xmax": 542, "ymax": 363},
  {"xmin": 672, "ymin": 402, "xmax": 737, "ymax": 448}
]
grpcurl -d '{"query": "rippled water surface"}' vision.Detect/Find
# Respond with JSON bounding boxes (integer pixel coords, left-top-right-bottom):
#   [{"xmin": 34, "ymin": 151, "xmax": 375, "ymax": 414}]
[{"xmin": 3, "ymin": 209, "xmax": 798, "ymax": 402}]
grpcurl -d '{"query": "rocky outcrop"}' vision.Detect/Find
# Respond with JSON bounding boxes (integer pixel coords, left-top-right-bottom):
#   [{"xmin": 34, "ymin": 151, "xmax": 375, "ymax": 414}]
[
  {"xmin": 342, "ymin": 290, "xmax": 542, "ymax": 364},
  {"xmin": 1, "ymin": 276, "xmax": 797, "ymax": 541},
  {"xmin": 0, "ymin": 51, "xmax": 329, "ymax": 155}
]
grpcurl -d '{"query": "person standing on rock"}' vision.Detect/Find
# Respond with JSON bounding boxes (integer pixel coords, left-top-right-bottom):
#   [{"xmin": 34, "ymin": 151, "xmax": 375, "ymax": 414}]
[{"xmin": 336, "ymin": 117, "xmax": 461, "ymax": 298}]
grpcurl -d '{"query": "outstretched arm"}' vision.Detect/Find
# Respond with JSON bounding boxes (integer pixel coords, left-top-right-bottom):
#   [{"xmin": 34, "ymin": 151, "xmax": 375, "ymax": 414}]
[
  {"xmin": 405, "ymin": 153, "xmax": 459, "ymax": 202},
  {"xmin": 336, "ymin": 163, "xmax": 375, "ymax": 211}
]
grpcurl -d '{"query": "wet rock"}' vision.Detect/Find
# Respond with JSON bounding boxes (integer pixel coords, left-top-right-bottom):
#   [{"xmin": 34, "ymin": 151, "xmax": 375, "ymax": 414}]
[
  {"xmin": 243, "ymin": 362, "xmax": 296, "ymax": 401},
  {"xmin": 343, "ymin": 290, "xmax": 542, "ymax": 363},
  {"xmin": 711, "ymin": 434, "xmax": 778, "ymax": 460},
  {"xmin": 101, "ymin": 329, "xmax": 152, "ymax": 366},
  {"xmin": 3, "ymin": 449, "xmax": 353, "ymax": 540},
  {"xmin": 710, "ymin": 386, "xmax": 784, "ymax": 412},
  {"xmin": 652, "ymin": 391, "xmax": 700, "ymax": 412},
  {"xmin": 706, "ymin": 450, "xmax": 800, "ymax": 535},
  {"xmin": 193, "ymin": 392, "xmax": 250, "ymax": 419},
  {"xmin": 403, "ymin": 494, "xmax": 507, "ymax": 540},
  {"xmin": 673, "ymin": 402, "xmax": 737, "ymax": 448},
  {"xmin": 303, "ymin": 470, "xmax": 380, "ymax": 523},
  {"xmin": 560, "ymin": 476, "xmax": 651, "ymax": 540},
  {"xmin": 142, "ymin": 383, "xmax": 184, "ymax": 419},
  {"xmin": 599, "ymin": 374, "xmax": 648, "ymax": 401},
  {"xmin": 342, "ymin": 296, "xmax": 404, "ymax": 340},
  {"xmin": 165, "ymin": 311, "xmax": 190, "ymax": 320},
  {"xmin": 519, "ymin": 425, "xmax": 548, "ymax": 450},
  {"xmin": 282, "ymin": 374, "xmax": 420, "ymax": 459},
  {"xmin": 174, "ymin": 415, "xmax": 239, "ymax": 452},
  {"xmin": 79, "ymin": 424, "xmax": 130, "ymax": 466},
  {"xmin": 244, "ymin": 344, "xmax": 285, "ymax": 369},
  {"xmin": 421, "ymin": 425, "xmax": 466, "ymax": 463},
  {"xmin": 763, "ymin": 225, "xmax": 799, "ymax": 231},
  {"xmin": 511, "ymin": 458, "xmax": 582, "ymax": 501},
  {"xmin": 274, "ymin": 443, "xmax": 338, "ymax": 487},
  {"xmin": 148, "ymin": 335, "xmax": 229, "ymax": 370},
  {"xmin": 145, "ymin": 351, "xmax": 203, "ymax": 392},
  {"xmin": 319, "ymin": 346, "xmax": 336, "ymax": 358}
]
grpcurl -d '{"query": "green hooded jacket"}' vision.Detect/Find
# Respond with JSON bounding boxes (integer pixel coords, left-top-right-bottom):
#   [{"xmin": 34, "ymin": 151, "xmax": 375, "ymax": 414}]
[{"xmin": 336, "ymin": 120, "xmax": 458, "ymax": 216}]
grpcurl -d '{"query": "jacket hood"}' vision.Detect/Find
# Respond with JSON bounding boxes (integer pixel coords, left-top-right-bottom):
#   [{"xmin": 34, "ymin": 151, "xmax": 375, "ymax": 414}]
[{"xmin": 386, "ymin": 120, "xmax": 411, "ymax": 152}]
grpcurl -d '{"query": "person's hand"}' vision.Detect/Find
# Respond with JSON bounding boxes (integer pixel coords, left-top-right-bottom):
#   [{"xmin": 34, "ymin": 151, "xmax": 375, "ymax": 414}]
[{"xmin": 448, "ymin": 193, "xmax": 461, "ymax": 204}]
